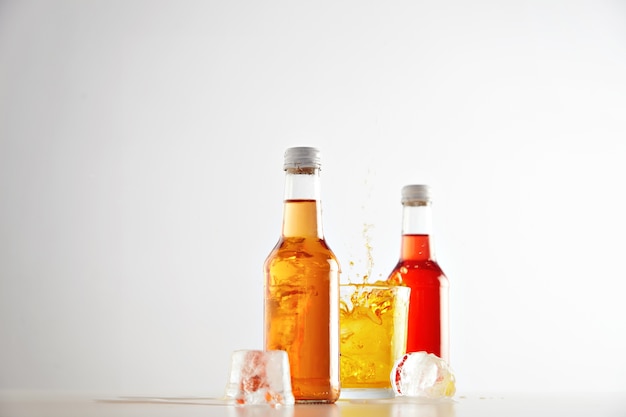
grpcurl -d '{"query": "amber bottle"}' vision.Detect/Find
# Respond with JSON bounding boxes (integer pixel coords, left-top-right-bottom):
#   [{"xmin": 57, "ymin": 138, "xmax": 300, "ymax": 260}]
[{"xmin": 264, "ymin": 147, "xmax": 340, "ymax": 403}]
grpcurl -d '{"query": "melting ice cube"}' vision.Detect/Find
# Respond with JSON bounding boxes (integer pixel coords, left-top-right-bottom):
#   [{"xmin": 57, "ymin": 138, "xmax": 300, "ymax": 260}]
[
  {"xmin": 391, "ymin": 352, "xmax": 456, "ymax": 398},
  {"xmin": 225, "ymin": 350, "xmax": 295, "ymax": 406}
]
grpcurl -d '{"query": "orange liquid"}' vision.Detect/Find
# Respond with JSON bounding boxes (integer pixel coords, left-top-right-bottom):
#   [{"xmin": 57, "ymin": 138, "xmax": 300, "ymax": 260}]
[
  {"xmin": 264, "ymin": 200, "xmax": 340, "ymax": 403},
  {"xmin": 387, "ymin": 234, "xmax": 449, "ymax": 362}
]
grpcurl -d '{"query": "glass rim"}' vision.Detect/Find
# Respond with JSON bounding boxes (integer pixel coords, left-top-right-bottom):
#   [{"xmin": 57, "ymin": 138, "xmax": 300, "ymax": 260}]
[
  {"xmin": 340, "ymin": 283, "xmax": 410, "ymax": 288},
  {"xmin": 339, "ymin": 283, "xmax": 411, "ymax": 295}
]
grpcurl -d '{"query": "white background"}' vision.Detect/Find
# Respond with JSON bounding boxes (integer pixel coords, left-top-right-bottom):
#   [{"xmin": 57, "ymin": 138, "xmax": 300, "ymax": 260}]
[{"xmin": 1, "ymin": 0, "xmax": 625, "ymax": 397}]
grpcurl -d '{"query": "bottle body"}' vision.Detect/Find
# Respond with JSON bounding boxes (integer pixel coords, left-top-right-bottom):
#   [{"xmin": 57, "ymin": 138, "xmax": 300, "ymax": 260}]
[
  {"xmin": 387, "ymin": 235, "xmax": 449, "ymax": 362},
  {"xmin": 386, "ymin": 185, "xmax": 450, "ymax": 363},
  {"xmin": 264, "ymin": 216, "xmax": 341, "ymax": 403},
  {"xmin": 264, "ymin": 148, "xmax": 340, "ymax": 403}
]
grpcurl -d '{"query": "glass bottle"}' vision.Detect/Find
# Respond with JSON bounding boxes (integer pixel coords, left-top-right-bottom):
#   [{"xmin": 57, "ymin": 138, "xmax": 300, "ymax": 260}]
[
  {"xmin": 264, "ymin": 147, "xmax": 341, "ymax": 403},
  {"xmin": 386, "ymin": 184, "xmax": 450, "ymax": 363}
]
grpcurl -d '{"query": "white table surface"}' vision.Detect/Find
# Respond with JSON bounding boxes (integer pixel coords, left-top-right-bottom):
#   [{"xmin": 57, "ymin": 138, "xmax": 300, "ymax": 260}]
[{"xmin": 1, "ymin": 392, "xmax": 625, "ymax": 417}]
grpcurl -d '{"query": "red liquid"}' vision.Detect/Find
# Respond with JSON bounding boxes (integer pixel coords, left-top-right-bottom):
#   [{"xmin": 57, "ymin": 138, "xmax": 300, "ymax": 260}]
[{"xmin": 387, "ymin": 234, "xmax": 449, "ymax": 362}]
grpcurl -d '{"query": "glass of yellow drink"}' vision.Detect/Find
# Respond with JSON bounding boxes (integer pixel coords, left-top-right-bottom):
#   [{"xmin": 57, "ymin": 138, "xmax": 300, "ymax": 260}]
[{"xmin": 339, "ymin": 283, "xmax": 410, "ymax": 399}]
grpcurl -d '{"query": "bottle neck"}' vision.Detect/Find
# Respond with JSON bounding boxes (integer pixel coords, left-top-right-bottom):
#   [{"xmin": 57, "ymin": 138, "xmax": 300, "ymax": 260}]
[
  {"xmin": 281, "ymin": 167, "xmax": 323, "ymax": 238},
  {"xmin": 400, "ymin": 201, "xmax": 435, "ymax": 260},
  {"xmin": 402, "ymin": 202, "xmax": 433, "ymax": 234}
]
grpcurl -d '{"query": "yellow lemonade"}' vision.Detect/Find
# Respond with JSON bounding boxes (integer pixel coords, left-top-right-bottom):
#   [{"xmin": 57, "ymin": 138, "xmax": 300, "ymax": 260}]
[{"xmin": 339, "ymin": 284, "xmax": 410, "ymax": 393}]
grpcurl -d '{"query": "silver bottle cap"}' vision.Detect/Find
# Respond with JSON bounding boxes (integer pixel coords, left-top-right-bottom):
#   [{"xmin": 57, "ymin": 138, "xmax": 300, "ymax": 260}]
[
  {"xmin": 401, "ymin": 184, "xmax": 431, "ymax": 203},
  {"xmin": 283, "ymin": 147, "xmax": 321, "ymax": 169}
]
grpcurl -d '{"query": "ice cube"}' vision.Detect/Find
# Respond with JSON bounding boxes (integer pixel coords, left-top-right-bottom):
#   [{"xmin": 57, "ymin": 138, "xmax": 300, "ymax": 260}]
[
  {"xmin": 225, "ymin": 350, "xmax": 295, "ymax": 406},
  {"xmin": 391, "ymin": 352, "xmax": 456, "ymax": 398}
]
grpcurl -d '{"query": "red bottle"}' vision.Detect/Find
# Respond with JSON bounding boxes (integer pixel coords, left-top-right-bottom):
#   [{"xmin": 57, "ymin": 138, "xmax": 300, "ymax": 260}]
[{"xmin": 386, "ymin": 185, "xmax": 450, "ymax": 363}]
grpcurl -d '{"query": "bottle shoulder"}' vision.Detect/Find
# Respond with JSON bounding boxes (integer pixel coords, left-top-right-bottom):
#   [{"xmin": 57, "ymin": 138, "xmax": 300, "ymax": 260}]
[
  {"xmin": 393, "ymin": 258, "xmax": 444, "ymax": 270},
  {"xmin": 265, "ymin": 236, "xmax": 340, "ymax": 264},
  {"xmin": 272, "ymin": 235, "xmax": 336, "ymax": 250},
  {"xmin": 387, "ymin": 259, "xmax": 448, "ymax": 286}
]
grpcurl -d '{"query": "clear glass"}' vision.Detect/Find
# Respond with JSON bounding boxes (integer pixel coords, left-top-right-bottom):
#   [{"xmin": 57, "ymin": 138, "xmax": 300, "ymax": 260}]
[{"xmin": 339, "ymin": 284, "xmax": 410, "ymax": 399}]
